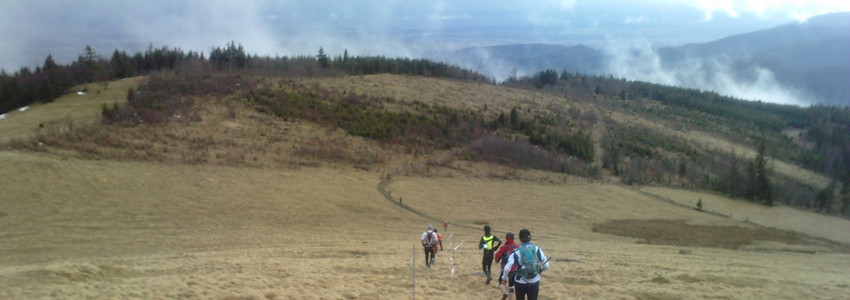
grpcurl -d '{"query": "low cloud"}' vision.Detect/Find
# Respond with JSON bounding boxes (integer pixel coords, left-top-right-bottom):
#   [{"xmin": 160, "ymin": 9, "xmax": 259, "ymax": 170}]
[
  {"xmin": 604, "ymin": 41, "xmax": 809, "ymax": 105},
  {"xmin": 673, "ymin": 0, "xmax": 850, "ymax": 21},
  {"xmin": 0, "ymin": 0, "xmax": 844, "ymax": 108},
  {"xmin": 623, "ymin": 15, "xmax": 647, "ymax": 24},
  {"xmin": 0, "ymin": 0, "xmax": 280, "ymax": 71},
  {"xmin": 121, "ymin": 1, "xmax": 278, "ymax": 57}
]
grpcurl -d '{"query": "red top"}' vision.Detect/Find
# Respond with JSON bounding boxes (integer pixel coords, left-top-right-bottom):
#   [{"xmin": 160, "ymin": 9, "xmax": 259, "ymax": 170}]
[{"xmin": 494, "ymin": 238, "xmax": 518, "ymax": 266}]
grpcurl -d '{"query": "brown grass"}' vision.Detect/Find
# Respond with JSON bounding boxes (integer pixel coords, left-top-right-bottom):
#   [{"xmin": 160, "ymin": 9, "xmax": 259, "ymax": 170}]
[
  {"xmin": 0, "ymin": 76, "xmax": 145, "ymax": 144},
  {"xmin": 1, "ymin": 75, "xmax": 849, "ymax": 299},
  {"xmin": 592, "ymin": 219, "xmax": 844, "ymax": 251},
  {"xmin": 4, "ymin": 88, "xmax": 392, "ymax": 170},
  {"xmin": 302, "ymin": 74, "xmax": 832, "ymax": 191},
  {"xmin": 607, "ymin": 108, "xmax": 832, "ymax": 190},
  {"xmin": 297, "ymin": 74, "xmax": 590, "ymax": 120},
  {"xmin": 640, "ymin": 186, "xmax": 850, "ymax": 245},
  {"xmin": 1, "ymin": 151, "xmax": 849, "ymax": 299}
]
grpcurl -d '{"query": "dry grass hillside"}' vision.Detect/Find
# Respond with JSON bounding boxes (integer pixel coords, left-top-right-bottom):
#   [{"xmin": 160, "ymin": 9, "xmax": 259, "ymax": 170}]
[
  {"xmin": 1, "ymin": 75, "xmax": 849, "ymax": 299},
  {"xmin": 305, "ymin": 74, "xmax": 832, "ymax": 190},
  {"xmin": 0, "ymin": 77, "xmax": 145, "ymax": 144}
]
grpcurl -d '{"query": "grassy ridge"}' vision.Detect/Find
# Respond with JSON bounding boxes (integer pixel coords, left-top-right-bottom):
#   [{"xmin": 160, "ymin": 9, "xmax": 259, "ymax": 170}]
[
  {"xmin": 512, "ymin": 70, "xmax": 850, "ymax": 215},
  {"xmin": 3, "ymin": 65, "xmax": 849, "ymax": 217}
]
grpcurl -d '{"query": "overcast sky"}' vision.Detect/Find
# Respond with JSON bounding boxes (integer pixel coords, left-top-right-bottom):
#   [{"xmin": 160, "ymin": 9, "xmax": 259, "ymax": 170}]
[{"xmin": 1, "ymin": 0, "xmax": 848, "ymax": 72}]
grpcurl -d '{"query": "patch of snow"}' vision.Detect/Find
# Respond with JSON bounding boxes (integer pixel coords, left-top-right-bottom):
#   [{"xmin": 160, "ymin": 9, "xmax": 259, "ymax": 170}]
[
  {"xmin": 0, "ymin": 114, "xmax": 6, "ymax": 120},
  {"xmin": 77, "ymin": 91, "xmax": 86, "ymax": 95},
  {"xmin": 19, "ymin": 106, "xmax": 29, "ymax": 112}
]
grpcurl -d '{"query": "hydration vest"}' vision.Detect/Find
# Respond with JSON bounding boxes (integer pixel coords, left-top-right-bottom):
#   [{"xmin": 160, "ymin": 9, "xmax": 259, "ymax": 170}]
[{"xmin": 482, "ymin": 235, "xmax": 495, "ymax": 250}]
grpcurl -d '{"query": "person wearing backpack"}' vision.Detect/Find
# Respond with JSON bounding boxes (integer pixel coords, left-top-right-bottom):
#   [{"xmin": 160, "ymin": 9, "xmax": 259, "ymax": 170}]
[
  {"xmin": 478, "ymin": 225, "xmax": 502, "ymax": 284},
  {"xmin": 421, "ymin": 225, "xmax": 439, "ymax": 267},
  {"xmin": 500, "ymin": 229, "xmax": 549, "ymax": 300},
  {"xmin": 494, "ymin": 232, "xmax": 519, "ymax": 300}
]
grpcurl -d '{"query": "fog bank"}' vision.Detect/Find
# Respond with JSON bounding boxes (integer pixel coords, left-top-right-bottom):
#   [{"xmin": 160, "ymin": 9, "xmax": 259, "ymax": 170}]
[{"xmin": 604, "ymin": 42, "xmax": 810, "ymax": 105}]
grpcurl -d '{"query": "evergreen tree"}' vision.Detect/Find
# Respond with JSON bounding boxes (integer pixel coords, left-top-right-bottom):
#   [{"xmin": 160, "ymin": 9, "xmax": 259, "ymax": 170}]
[
  {"xmin": 110, "ymin": 50, "xmax": 134, "ymax": 79},
  {"xmin": 43, "ymin": 55, "xmax": 58, "ymax": 71},
  {"xmin": 209, "ymin": 42, "xmax": 247, "ymax": 70},
  {"xmin": 816, "ymin": 181, "xmax": 836, "ymax": 212},
  {"xmin": 317, "ymin": 47, "xmax": 330, "ymax": 68},
  {"xmin": 74, "ymin": 45, "xmax": 99, "ymax": 82},
  {"xmin": 509, "ymin": 107, "xmax": 519, "ymax": 129},
  {"xmin": 748, "ymin": 138, "xmax": 774, "ymax": 206},
  {"xmin": 83, "ymin": 45, "xmax": 97, "ymax": 65},
  {"xmin": 605, "ymin": 147, "xmax": 621, "ymax": 176},
  {"xmin": 842, "ymin": 146, "xmax": 850, "ymax": 215},
  {"xmin": 727, "ymin": 157, "xmax": 745, "ymax": 197}
]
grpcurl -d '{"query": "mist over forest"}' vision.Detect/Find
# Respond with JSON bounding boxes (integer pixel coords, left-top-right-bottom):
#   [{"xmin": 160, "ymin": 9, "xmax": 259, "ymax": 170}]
[{"xmin": 3, "ymin": 1, "xmax": 849, "ymax": 106}]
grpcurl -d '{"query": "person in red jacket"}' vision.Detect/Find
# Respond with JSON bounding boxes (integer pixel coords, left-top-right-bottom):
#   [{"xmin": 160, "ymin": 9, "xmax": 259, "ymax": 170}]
[{"xmin": 494, "ymin": 232, "xmax": 519, "ymax": 300}]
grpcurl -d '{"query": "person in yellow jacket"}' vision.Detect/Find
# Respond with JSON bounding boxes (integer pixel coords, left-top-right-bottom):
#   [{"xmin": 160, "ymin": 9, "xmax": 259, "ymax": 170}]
[{"xmin": 478, "ymin": 225, "xmax": 502, "ymax": 284}]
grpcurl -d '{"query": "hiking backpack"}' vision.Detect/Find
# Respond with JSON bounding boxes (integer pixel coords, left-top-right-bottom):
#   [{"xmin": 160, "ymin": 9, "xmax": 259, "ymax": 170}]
[
  {"xmin": 517, "ymin": 244, "xmax": 541, "ymax": 280},
  {"xmin": 424, "ymin": 231, "xmax": 437, "ymax": 248}
]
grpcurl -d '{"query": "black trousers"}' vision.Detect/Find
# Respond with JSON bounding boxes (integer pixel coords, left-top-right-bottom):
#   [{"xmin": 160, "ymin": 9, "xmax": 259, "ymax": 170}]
[
  {"xmin": 482, "ymin": 250, "xmax": 495, "ymax": 273},
  {"xmin": 424, "ymin": 246, "xmax": 435, "ymax": 265},
  {"xmin": 514, "ymin": 281, "xmax": 539, "ymax": 300}
]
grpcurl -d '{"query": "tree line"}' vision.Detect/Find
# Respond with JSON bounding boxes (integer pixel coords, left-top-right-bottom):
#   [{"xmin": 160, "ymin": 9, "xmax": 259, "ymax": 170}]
[
  {"xmin": 513, "ymin": 68, "xmax": 850, "ymax": 216},
  {"xmin": 1, "ymin": 43, "xmax": 490, "ymax": 115}
]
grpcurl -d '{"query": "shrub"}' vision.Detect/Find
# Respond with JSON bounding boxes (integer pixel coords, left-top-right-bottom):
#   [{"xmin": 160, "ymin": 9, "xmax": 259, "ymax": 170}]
[
  {"xmin": 467, "ymin": 135, "xmax": 597, "ymax": 177},
  {"xmin": 103, "ymin": 71, "xmax": 246, "ymax": 125}
]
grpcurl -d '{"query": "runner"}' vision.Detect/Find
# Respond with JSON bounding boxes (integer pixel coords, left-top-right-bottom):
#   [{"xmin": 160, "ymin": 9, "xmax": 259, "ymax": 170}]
[
  {"xmin": 479, "ymin": 225, "xmax": 502, "ymax": 284},
  {"xmin": 421, "ymin": 225, "xmax": 439, "ymax": 267},
  {"xmin": 501, "ymin": 229, "xmax": 549, "ymax": 300},
  {"xmin": 495, "ymin": 232, "xmax": 519, "ymax": 300}
]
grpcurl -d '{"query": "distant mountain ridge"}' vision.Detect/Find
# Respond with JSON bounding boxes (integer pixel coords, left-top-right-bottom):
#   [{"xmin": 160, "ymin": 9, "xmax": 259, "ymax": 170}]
[
  {"xmin": 436, "ymin": 43, "xmax": 605, "ymax": 80},
  {"xmin": 437, "ymin": 12, "xmax": 850, "ymax": 106},
  {"xmin": 658, "ymin": 12, "xmax": 850, "ymax": 66},
  {"xmin": 656, "ymin": 12, "xmax": 850, "ymax": 105}
]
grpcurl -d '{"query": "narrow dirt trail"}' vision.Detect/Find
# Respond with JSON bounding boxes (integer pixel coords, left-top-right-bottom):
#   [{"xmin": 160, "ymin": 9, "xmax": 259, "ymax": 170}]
[{"xmin": 376, "ymin": 142, "xmax": 516, "ymax": 234}]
